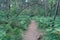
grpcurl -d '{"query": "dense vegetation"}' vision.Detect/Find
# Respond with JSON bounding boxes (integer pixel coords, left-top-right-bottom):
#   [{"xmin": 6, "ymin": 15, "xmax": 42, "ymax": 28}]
[{"xmin": 0, "ymin": 0, "xmax": 60, "ymax": 40}]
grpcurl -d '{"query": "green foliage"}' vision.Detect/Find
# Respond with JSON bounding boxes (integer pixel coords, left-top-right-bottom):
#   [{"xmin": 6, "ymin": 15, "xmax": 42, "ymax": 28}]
[
  {"xmin": 0, "ymin": 0, "xmax": 60, "ymax": 40},
  {"xmin": 32, "ymin": 16, "xmax": 60, "ymax": 40},
  {"xmin": 0, "ymin": 10, "xmax": 7, "ymax": 22}
]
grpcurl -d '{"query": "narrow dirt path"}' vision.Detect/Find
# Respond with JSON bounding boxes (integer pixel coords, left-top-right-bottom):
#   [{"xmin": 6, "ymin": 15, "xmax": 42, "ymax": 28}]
[{"xmin": 23, "ymin": 20, "xmax": 42, "ymax": 40}]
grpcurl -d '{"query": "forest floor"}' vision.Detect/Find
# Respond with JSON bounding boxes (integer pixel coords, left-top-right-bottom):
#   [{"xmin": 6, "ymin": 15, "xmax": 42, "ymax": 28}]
[{"xmin": 23, "ymin": 20, "xmax": 42, "ymax": 40}]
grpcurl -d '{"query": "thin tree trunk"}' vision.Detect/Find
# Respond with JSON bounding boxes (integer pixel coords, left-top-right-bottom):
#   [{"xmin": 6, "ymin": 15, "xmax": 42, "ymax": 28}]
[
  {"xmin": 7, "ymin": 0, "xmax": 10, "ymax": 20},
  {"xmin": 51, "ymin": 0, "xmax": 59, "ymax": 30},
  {"xmin": 44, "ymin": 0, "xmax": 48, "ymax": 17}
]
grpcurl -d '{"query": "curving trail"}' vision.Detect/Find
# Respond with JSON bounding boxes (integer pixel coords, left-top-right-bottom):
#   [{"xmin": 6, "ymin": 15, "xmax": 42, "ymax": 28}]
[{"xmin": 23, "ymin": 20, "xmax": 42, "ymax": 40}]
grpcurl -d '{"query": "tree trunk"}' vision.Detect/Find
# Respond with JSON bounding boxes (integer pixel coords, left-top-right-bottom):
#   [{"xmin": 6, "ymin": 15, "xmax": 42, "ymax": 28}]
[{"xmin": 44, "ymin": 0, "xmax": 48, "ymax": 17}]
